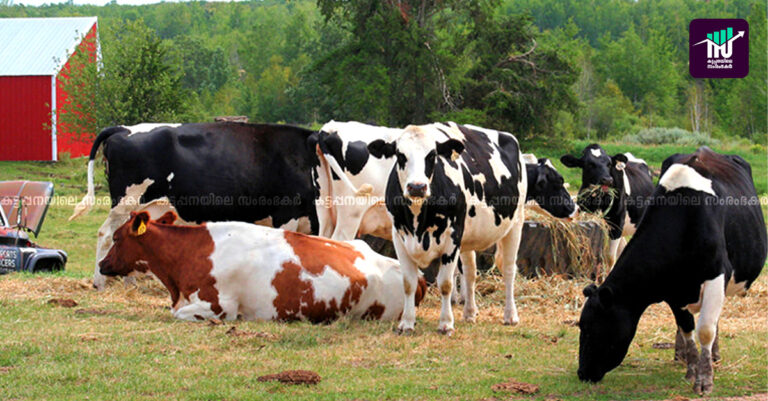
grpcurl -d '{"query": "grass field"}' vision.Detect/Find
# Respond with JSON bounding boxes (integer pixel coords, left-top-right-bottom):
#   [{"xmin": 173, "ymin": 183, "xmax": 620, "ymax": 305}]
[{"xmin": 0, "ymin": 142, "xmax": 766, "ymax": 400}]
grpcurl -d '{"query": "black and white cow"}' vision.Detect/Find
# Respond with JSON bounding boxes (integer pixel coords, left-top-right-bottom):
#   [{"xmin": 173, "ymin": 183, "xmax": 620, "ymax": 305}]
[
  {"xmin": 521, "ymin": 154, "xmax": 578, "ymax": 219},
  {"xmin": 70, "ymin": 122, "xmax": 319, "ymax": 289},
  {"xmin": 560, "ymin": 145, "xmax": 654, "ymax": 266},
  {"xmin": 310, "ymin": 121, "xmax": 402, "ymax": 240},
  {"xmin": 577, "ymin": 147, "xmax": 767, "ymax": 395},
  {"xmin": 311, "ymin": 124, "xmax": 578, "ymax": 240},
  {"xmin": 368, "ymin": 122, "xmax": 527, "ymax": 334},
  {"xmin": 314, "ymin": 124, "xmax": 577, "ymax": 311}
]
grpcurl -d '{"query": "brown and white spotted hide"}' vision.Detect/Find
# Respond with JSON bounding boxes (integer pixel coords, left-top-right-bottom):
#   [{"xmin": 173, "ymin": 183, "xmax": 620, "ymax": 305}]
[{"xmin": 99, "ymin": 212, "xmax": 426, "ymax": 323}]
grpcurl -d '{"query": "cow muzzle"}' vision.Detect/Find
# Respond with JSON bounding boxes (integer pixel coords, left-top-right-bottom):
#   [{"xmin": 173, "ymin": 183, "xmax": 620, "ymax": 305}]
[
  {"xmin": 405, "ymin": 182, "xmax": 429, "ymax": 199},
  {"xmin": 98, "ymin": 259, "xmax": 119, "ymax": 277}
]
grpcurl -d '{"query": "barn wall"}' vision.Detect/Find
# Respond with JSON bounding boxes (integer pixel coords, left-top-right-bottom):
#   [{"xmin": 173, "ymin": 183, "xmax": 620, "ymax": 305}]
[
  {"xmin": 0, "ymin": 76, "xmax": 52, "ymax": 161},
  {"xmin": 56, "ymin": 22, "xmax": 98, "ymax": 159}
]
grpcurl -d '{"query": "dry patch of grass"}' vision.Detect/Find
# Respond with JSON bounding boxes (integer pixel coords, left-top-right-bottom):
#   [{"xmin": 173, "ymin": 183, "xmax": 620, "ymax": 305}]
[{"xmin": 1, "ymin": 270, "xmax": 765, "ymax": 400}]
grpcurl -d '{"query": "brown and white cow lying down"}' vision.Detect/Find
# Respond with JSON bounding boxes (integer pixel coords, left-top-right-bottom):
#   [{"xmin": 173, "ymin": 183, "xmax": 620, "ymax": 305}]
[
  {"xmin": 93, "ymin": 179, "xmax": 192, "ymax": 289},
  {"xmin": 99, "ymin": 211, "xmax": 427, "ymax": 322}
]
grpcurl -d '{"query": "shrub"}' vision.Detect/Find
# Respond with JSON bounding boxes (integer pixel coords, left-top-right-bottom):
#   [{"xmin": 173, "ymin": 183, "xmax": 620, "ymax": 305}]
[{"xmin": 622, "ymin": 127, "xmax": 721, "ymax": 147}]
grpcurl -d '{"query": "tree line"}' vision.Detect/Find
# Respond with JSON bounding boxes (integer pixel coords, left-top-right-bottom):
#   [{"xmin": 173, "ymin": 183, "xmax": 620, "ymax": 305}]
[{"xmin": 1, "ymin": 0, "xmax": 765, "ymax": 145}]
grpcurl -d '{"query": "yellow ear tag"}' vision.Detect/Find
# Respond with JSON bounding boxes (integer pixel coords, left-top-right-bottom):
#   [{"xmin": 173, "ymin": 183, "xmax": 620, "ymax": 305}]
[
  {"xmin": 451, "ymin": 150, "xmax": 460, "ymax": 161},
  {"xmin": 136, "ymin": 221, "xmax": 147, "ymax": 236}
]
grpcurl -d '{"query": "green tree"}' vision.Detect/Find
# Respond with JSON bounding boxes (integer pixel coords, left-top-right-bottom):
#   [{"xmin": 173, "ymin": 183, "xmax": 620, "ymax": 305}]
[
  {"xmin": 456, "ymin": 10, "xmax": 578, "ymax": 140},
  {"xmin": 171, "ymin": 35, "xmax": 230, "ymax": 94},
  {"xmin": 596, "ymin": 25, "xmax": 679, "ymax": 117},
  {"xmin": 723, "ymin": 3, "xmax": 767, "ymax": 139},
  {"xmin": 58, "ymin": 19, "xmax": 190, "ymax": 139},
  {"xmin": 315, "ymin": 0, "xmax": 458, "ymax": 125}
]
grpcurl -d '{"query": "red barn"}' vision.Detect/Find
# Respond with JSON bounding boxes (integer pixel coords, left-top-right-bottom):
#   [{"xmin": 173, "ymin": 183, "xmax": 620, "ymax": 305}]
[{"xmin": 0, "ymin": 17, "xmax": 98, "ymax": 161}]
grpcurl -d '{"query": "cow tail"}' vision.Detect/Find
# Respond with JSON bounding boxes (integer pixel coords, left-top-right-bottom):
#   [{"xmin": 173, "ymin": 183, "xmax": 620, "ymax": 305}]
[
  {"xmin": 68, "ymin": 127, "xmax": 124, "ymax": 221},
  {"xmin": 322, "ymin": 150, "xmax": 373, "ymax": 197}
]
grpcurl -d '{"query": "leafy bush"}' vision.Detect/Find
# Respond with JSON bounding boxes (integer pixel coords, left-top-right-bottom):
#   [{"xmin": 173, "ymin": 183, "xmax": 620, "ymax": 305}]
[
  {"xmin": 429, "ymin": 108, "xmax": 491, "ymax": 128},
  {"xmin": 623, "ymin": 127, "xmax": 721, "ymax": 146}
]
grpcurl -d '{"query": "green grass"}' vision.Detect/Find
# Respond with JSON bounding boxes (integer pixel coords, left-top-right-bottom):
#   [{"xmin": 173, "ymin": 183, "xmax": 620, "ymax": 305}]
[{"xmin": 0, "ymin": 144, "xmax": 766, "ymax": 400}]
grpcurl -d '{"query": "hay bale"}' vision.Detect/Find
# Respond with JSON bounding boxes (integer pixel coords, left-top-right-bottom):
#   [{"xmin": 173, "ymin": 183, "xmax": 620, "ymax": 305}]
[{"xmin": 360, "ymin": 207, "xmax": 611, "ymax": 281}]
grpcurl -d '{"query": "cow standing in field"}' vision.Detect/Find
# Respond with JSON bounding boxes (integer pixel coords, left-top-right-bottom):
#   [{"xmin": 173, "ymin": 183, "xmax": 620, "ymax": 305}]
[
  {"xmin": 312, "ymin": 124, "xmax": 577, "ymax": 242},
  {"xmin": 310, "ymin": 121, "xmax": 403, "ymax": 240},
  {"xmin": 100, "ymin": 211, "xmax": 427, "ymax": 323},
  {"xmin": 368, "ymin": 122, "xmax": 527, "ymax": 334},
  {"xmin": 312, "ymin": 123, "xmax": 576, "ymax": 306},
  {"xmin": 577, "ymin": 147, "xmax": 767, "ymax": 395},
  {"xmin": 560, "ymin": 145, "xmax": 654, "ymax": 267},
  {"xmin": 69, "ymin": 122, "xmax": 319, "ymax": 289}
]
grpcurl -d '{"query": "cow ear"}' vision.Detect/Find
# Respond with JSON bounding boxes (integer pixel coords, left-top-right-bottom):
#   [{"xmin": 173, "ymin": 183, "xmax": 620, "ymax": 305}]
[
  {"xmin": 307, "ymin": 132, "xmax": 320, "ymax": 155},
  {"xmin": 368, "ymin": 139, "xmax": 396, "ymax": 158},
  {"xmin": 156, "ymin": 211, "xmax": 178, "ymax": 225},
  {"xmin": 130, "ymin": 211, "xmax": 151, "ymax": 236},
  {"xmin": 560, "ymin": 154, "xmax": 583, "ymax": 168},
  {"xmin": 598, "ymin": 286, "xmax": 614, "ymax": 308},
  {"xmin": 612, "ymin": 154, "xmax": 628, "ymax": 171},
  {"xmin": 583, "ymin": 283, "xmax": 598, "ymax": 297},
  {"xmin": 436, "ymin": 139, "xmax": 464, "ymax": 160}
]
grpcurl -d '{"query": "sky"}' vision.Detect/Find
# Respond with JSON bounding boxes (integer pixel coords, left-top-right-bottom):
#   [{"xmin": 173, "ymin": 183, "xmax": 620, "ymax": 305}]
[{"xmin": 11, "ymin": 0, "xmax": 238, "ymax": 7}]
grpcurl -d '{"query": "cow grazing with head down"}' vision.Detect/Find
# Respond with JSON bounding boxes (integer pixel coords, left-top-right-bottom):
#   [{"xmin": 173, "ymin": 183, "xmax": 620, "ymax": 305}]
[
  {"xmin": 577, "ymin": 147, "xmax": 766, "ymax": 395},
  {"xmin": 560, "ymin": 145, "xmax": 654, "ymax": 266},
  {"xmin": 100, "ymin": 211, "xmax": 427, "ymax": 323},
  {"xmin": 70, "ymin": 122, "xmax": 320, "ymax": 289},
  {"xmin": 368, "ymin": 122, "xmax": 527, "ymax": 334}
]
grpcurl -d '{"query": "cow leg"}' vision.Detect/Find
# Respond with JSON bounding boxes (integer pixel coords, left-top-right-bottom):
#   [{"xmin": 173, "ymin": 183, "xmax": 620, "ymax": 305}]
[
  {"xmin": 173, "ymin": 302, "xmax": 218, "ymax": 322},
  {"xmin": 217, "ymin": 297, "xmax": 239, "ymax": 321},
  {"xmin": 436, "ymin": 254, "xmax": 459, "ymax": 335},
  {"xmin": 671, "ymin": 306, "xmax": 698, "ymax": 381},
  {"xmin": 331, "ymin": 205, "xmax": 367, "ymax": 241},
  {"xmin": 450, "ymin": 264, "xmax": 464, "ymax": 305},
  {"xmin": 392, "ymin": 233, "xmax": 419, "ymax": 335},
  {"xmin": 711, "ymin": 326, "xmax": 721, "ymax": 363},
  {"xmin": 608, "ymin": 238, "xmax": 622, "ymax": 270},
  {"xmin": 315, "ymin": 195, "xmax": 334, "ymax": 239},
  {"xmin": 693, "ymin": 274, "xmax": 725, "ymax": 395},
  {"xmin": 499, "ymin": 222, "xmax": 524, "ymax": 326},
  {"xmin": 616, "ymin": 237, "xmax": 627, "ymax": 259},
  {"xmin": 459, "ymin": 251, "xmax": 478, "ymax": 323}
]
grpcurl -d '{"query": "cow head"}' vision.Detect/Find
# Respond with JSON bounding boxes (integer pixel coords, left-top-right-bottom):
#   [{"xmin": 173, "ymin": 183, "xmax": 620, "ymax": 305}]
[
  {"xmin": 99, "ymin": 211, "xmax": 156, "ymax": 277},
  {"xmin": 526, "ymin": 158, "xmax": 577, "ymax": 218},
  {"xmin": 368, "ymin": 125, "xmax": 464, "ymax": 200},
  {"xmin": 577, "ymin": 283, "xmax": 637, "ymax": 383},
  {"xmin": 560, "ymin": 145, "xmax": 628, "ymax": 212}
]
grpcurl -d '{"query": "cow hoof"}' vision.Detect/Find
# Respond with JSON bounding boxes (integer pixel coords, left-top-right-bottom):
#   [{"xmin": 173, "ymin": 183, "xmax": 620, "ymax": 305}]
[
  {"xmin": 395, "ymin": 327, "xmax": 415, "ymax": 336},
  {"xmin": 463, "ymin": 308, "xmax": 477, "ymax": 323},
  {"xmin": 503, "ymin": 318, "xmax": 519, "ymax": 326},
  {"xmin": 685, "ymin": 367, "xmax": 696, "ymax": 383},
  {"xmin": 693, "ymin": 378, "xmax": 713, "ymax": 395},
  {"xmin": 437, "ymin": 327, "xmax": 454, "ymax": 336}
]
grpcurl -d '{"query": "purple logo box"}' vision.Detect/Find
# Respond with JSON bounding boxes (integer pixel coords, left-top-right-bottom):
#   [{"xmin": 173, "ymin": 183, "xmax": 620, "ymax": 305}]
[{"xmin": 689, "ymin": 19, "xmax": 749, "ymax": 78}]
